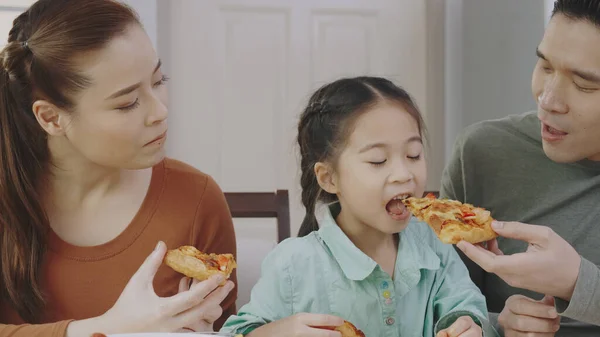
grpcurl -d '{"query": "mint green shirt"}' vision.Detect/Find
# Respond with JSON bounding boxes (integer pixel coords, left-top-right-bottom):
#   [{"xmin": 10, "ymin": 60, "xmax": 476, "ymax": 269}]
[{"xmin": 221, "ymin": 203, "xmax": 498, "ymax": 337}]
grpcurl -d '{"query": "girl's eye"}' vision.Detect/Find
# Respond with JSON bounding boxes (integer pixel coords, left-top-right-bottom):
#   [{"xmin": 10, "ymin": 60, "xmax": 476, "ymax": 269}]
[
  {"xmin": 408, "ymin": 154, "xmax": 421, "ymax": 160},
  {"xmin": 369, "ymin": 160, "xmax": 387, "ymax": 166}
]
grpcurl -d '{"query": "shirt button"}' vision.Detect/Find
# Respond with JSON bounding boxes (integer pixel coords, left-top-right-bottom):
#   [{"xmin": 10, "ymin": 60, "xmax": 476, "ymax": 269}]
[
  {"xmin": 385, "ymin": 317, "xmax": 395, "ymax": 325},
  {"xmin": 382, "ymin": 290, "xmax": 391, "ymax": 299},
  {"xmin": 385, "ymin": 298, "xmax": 392, "ymax": 305},
  {"xmin": 381, "ymin": 281, "xmax": 389, "ymax": 289}
]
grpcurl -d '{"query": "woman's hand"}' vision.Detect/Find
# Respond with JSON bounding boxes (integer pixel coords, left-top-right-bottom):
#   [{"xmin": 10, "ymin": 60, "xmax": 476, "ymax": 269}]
[
  {"xmin": 175, "ymin": 276, "xmax": 234, "ymax": 332},
  {"xmin": 436, "ymin": 316, "xmax": 482, "ymax": 337},
  {"xmin": 66, "ymin": 241, "xmax": 234, "ymax": 336},
  {"xmin": 247, "ymin": 313, "xmax": 344, "ymax": 337}
]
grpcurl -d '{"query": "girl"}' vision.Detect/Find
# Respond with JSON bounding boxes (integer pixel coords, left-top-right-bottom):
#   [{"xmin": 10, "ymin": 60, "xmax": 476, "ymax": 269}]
[
  {"xmin": 0, "ymin": 0, "xmax": 235, "ymax": 335},
  {"xmin": 220, "ymin": 77, "xmax": 498, "ymax": 337}
]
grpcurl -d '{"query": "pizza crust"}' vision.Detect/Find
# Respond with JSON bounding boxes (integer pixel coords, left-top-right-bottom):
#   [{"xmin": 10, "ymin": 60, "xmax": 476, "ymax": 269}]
[
  {"xmin": 402, "ymin": 194, "xmax": 497, "ymax": 244},
  {"xmin": 163, "ymin": 246, "xmax": 237, "ymax": 284}
]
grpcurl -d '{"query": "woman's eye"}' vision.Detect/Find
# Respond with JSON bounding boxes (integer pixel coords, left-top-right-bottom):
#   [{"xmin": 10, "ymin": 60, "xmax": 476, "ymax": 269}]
[
  {"xmin": 153, "ymin": 74, "xmax": 170, "ymax": 87},
  {"xmin": 117, "ymin": 98, "xmax": 140, "ymax": 111}
]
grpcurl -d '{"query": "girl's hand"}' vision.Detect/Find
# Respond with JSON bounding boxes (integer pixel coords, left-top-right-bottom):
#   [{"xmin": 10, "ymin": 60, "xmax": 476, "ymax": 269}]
[
  {"xmin": 247, "ymin": 313, "xmax": 344, "ymax": 337},
  {"xmin": 66, "ymin": 241, "xmax": 234, "ymax": 336},
  {"xmin": 436, "ymin": 316, "xmax": 482, "ymax": 337}
]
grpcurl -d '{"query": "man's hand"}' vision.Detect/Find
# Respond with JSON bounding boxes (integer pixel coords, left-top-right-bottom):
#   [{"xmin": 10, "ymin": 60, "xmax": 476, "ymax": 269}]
[
  {"xmin": 498, "ymin": 295, "xmax": 560, "ymax": 337},
  {"xmin": 456, "ymin": 221, "xmax": 581, "ymax": 301}
]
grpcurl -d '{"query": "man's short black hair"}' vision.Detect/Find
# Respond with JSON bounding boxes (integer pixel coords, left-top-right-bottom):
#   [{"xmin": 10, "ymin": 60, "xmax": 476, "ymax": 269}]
[{"xmin": 553, "ymin": 0, "xmax": 600, "ymax": 27}]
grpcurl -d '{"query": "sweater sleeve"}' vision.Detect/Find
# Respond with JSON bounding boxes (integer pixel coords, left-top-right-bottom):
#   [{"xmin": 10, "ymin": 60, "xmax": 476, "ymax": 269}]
[
  {"xmin": 555, "ymin": 257, "xmax": 600, "ymax": 325},
  {"xmin": 192, "ymin": 175, "xmax": 238, "ymax": 331},
  {"xmin": 0, "ymin": 320, "xmax": 72, "ymax": 337}
]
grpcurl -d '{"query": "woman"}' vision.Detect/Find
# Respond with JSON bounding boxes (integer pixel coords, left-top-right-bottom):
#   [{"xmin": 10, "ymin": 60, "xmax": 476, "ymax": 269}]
[{"xmin": 0, "ymin": 0, "xmax": 237, "ymax": 336}]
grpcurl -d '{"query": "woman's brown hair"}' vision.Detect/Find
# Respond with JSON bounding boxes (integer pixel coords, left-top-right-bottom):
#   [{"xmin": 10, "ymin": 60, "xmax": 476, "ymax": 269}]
[{"xmin": 0, "ymin": 0, "xmax": 140, "ymax": 322}]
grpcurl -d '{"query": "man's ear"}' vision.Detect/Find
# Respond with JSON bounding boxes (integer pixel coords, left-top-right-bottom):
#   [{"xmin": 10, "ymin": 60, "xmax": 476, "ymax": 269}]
[
  {"xmin": 32, "ymin": 100, "xmax": 70, "ymax": 136},
  {"xmin": 314, "ymin": 161, "xmax": 338, "ymax": 194}
]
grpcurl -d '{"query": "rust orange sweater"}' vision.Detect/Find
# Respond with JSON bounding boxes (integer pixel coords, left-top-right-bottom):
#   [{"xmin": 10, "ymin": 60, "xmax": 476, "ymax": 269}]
[{"xmin": 0, "ymin": 158, "xmax": 237, "ymax": 336}]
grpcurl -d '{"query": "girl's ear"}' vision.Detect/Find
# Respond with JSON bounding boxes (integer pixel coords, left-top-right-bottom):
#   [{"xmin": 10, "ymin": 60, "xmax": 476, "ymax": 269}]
[{"xmin": 314, "ymin": 161, "xmax": 338, "ymax": 194}]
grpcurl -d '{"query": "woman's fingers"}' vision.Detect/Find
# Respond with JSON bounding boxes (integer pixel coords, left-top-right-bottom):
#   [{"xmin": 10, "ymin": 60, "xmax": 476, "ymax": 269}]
[
  {"xmin": 174, "ymin": 281, "xmax": 234, "ymax": 327},
  {"xmin": 179, "ymin": 277, "xmax": 190, "ymax": 292}
]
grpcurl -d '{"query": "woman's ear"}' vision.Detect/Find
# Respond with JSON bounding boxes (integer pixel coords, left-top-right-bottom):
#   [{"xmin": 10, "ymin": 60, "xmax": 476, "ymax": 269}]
[
  {"xmin": 32, "ymin": 100, "xmax": 70, "ymax": 136},
  {"xmin": 314, "ymin": 161, "xmax": 338, "ymax": 194}
]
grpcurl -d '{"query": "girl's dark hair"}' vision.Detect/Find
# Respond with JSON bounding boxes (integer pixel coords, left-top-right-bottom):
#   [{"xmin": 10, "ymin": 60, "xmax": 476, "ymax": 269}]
[
  {"xmin": 297, "ymin": 76, "xmax": 426, "ymax": 237},
  {"xmin": 0, "ymin": 0, "xmax": 139, "ymax": 322},
  {"xmin": 552, "ymin": 0, "xmax": 600, "ymax": 27}
]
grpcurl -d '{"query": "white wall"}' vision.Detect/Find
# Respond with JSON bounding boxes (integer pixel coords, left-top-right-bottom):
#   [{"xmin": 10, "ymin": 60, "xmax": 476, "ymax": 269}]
[
  {"xmin": 444, "ymin": 0, "xmax": 463, "ymax": 163},
  {"xmin": 0, "ymin": 1, "xmax": 33, "ymax": 49},
  {"xmin": 545, "ymin": 0, "xmax": 555, "ymax": 26},
  {"xmin": 121, "ymin": 0, "xmax": 157, "ymax": 49},
  {"xmin": 0, "ymin": 1, "xmax": 157, "ymax": 49},
  {"xmin": 444, "ymin": 0, "xmax": 545, "ymax": 160},
  {"xmin": 155, "ymin": 0, "xmax": 445, "ymax": 235},
  {"xmin": 125, "ymin": 0, "xmax": 548, "ymax": 200}
]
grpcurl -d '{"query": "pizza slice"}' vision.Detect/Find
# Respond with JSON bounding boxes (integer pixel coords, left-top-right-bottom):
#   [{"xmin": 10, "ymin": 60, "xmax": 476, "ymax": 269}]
[
  {"xmin": 320, "ymin": 320, "xmax": 365, "ymax": 337},
  {"xmin": 164, "ymin": 245, "xmax": 237, "ymax": 284},
  {"xmin": 402, "ymin": 193, "xmax": 497, "ymax": 244}
]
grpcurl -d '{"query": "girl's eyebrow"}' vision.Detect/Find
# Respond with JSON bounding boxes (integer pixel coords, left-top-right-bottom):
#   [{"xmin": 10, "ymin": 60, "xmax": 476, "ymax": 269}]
[
  {"xmin": 358, "ymin": 142, "xmax": 386, "ymax": 153},
  {"xmin": 358, "ymin": 136, "xmax": 422, "ymax": 153}
]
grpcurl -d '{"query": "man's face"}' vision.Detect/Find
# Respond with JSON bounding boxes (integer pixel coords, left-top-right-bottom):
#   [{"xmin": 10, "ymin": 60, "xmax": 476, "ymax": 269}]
[{"xmin": 532, "ymin": 13, "xmax": 600, "ymax": 162}]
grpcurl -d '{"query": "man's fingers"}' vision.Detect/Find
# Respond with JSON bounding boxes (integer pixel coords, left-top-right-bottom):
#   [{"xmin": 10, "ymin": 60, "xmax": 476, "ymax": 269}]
[
  {"xmin": 456, "ymin": 241, "xmax": 538, "ymax": 279},
  {"xmin": 505, "ymin": 314, "xmax": 560, "ymax": 333},
  {"xmin": 507, "ymin": 296, "xmax": 558, "ymax": 319},
  {"xmin": 491, "ymin": 221, "xmax": 552, "ymax": 245},
  {"xmin": 456, "ymin": 241, "xmax": 501, "ymax": 272},
  {"xmin": 539, "ymin": 294, "xmax": 556, "ymax": 308},
  {"xmin": 299, "ymin": 313, "xmax": 344, "ymax": 327},
  {"xmin": 486, "ymin": 238, "xmax": 504, "ymax": 255}
]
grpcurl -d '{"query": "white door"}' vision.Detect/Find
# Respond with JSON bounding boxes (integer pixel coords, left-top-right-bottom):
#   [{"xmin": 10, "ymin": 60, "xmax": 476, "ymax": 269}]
[{"xmin": 158, "ymin": 0, "xmax": 441, "ymax": 307}]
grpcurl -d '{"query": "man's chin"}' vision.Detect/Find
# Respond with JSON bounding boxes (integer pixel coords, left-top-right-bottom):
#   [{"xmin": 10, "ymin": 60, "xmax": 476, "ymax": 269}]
[{"xmin": 542, "ymin": 142, "xmax": 586, "ymax": 163}]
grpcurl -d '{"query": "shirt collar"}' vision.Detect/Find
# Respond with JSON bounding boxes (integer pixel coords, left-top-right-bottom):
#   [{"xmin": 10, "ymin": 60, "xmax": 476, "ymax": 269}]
[
  {"xmin": 316, "ymin": 202, "xmax": 440, "ymax": 281},
  {"xmin": 394, "ymin": 217, "xmax": 441, "ymax": 275}
]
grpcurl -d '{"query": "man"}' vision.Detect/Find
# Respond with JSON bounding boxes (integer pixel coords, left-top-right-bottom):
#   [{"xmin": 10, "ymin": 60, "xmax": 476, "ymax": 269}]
[{"xmin": 440, "ymin": 0, "xmax": 600, "ymax": 336}]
